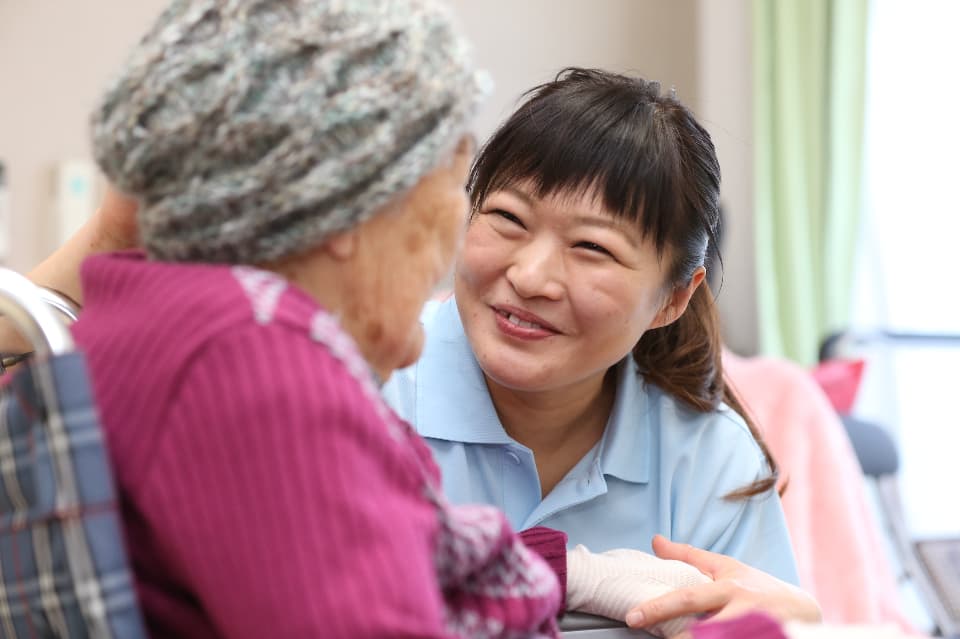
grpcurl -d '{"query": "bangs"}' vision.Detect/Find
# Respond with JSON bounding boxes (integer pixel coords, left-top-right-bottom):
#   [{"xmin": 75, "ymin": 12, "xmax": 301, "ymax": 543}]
[{"xmin": 469, "ymin": 73, "xmax": 686, "ymax": 255}]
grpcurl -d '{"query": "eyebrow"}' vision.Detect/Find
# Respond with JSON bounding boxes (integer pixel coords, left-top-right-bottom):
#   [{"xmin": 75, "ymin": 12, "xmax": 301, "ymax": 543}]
[
  {"xmin": 571, "ymin": 216, "xmax": 640, "ymax": 247},
  {"xmin": 502, "ymin": 185, "xmax": 535, "ymax": 205}
]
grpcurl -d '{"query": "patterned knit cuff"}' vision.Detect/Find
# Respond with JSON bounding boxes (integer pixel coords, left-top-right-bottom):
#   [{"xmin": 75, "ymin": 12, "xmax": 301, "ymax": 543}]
[{"xmin": 519, "ymin": 526, "xmax": 568, "ymax": 610}]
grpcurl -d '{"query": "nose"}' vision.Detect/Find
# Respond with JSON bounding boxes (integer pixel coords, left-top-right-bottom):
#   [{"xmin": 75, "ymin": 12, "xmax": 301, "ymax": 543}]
[{"xmin": 505, "ymin": 238, "xmax": 564, "ymax": 300}]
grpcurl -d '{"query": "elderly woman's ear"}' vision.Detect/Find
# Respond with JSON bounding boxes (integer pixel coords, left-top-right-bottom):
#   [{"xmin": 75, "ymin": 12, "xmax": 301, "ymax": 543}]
[{"xmin": 322, "ymin": 231, "xmax": 358, "ymax": 261}]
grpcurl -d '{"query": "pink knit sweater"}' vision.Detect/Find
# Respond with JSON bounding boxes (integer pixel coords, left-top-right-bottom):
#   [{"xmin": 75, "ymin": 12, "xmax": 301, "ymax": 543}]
[{"xmin": 72, "ymin": 252, "xmax": 562, "ymax": 638}]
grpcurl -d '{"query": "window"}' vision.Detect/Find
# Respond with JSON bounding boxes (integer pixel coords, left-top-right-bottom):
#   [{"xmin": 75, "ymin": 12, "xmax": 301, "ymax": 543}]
[{"xmin": 852, "ymin": 0, "xmax": 960, "ymax": 539}]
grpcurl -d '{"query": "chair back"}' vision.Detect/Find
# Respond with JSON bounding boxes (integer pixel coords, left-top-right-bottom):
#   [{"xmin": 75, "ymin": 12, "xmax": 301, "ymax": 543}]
[{"xmin": 0, "ymin": 267, "xmax": 147, "ymax": 638}]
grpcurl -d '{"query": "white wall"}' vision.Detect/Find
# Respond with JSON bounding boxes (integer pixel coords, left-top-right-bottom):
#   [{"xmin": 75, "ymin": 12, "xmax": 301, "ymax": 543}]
[
  {"xmin": 448, "ymin": 0, "xmax": 698, "ymax": 141},
  {"xmin": 696, "ymin": 0, "xmax": 758, "ymax": 354},
  {"xmin": 0, "ymin": 0, "xmax": 759, "ymax": 350},
  {"xmin": 0, "ymin": 0, "xmax": 170, "ymax": 270}
]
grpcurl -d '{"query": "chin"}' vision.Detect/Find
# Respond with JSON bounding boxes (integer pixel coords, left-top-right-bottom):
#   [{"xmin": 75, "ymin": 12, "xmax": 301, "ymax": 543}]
[
  {"xmin": 478, "ymin": 356, "xmax": 558, "ymax": 393},
  {"xmin": 394, "ymin": 328, "xmax": 426, "ymax": 371}
]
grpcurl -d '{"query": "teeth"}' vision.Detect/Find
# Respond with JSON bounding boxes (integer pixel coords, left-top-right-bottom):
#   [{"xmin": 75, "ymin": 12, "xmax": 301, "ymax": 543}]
[{"xmin": 507, "ymin": 313, "xmax": 542, "ymax": 330}]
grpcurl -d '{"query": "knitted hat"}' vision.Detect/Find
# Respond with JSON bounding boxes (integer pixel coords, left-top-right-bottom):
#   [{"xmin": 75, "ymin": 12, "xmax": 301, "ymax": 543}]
[{"xmin": 91, "ymin": 0, "xmax": 489, "ymax": 264}]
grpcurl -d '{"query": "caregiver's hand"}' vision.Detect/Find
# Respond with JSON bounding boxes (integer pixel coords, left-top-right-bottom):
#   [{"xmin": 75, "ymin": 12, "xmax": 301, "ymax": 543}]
[{"xmin": 626, "ymin": 535, "xmax": 821, "ymax": 636}]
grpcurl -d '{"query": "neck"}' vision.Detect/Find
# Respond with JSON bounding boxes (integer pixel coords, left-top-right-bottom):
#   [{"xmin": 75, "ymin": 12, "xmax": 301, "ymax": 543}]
[{"xmin": 486, "ymin": 367, "xmax": 618, "ymax": 496}]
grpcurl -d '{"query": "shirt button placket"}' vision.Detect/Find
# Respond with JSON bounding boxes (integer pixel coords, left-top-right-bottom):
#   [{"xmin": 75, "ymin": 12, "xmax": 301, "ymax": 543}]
[{"xmin": 502, "ymin": 446, "xmax": 538, "ymax": 529}]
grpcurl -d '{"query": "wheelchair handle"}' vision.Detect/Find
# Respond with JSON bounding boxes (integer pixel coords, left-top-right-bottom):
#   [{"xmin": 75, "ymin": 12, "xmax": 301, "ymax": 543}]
[{"xmin": 0, "ymin": 267, "xmax": 75, "ymax": 359}]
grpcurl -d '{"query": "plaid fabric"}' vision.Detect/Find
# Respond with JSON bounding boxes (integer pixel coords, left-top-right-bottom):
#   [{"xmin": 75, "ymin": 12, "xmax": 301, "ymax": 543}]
[{"xmin": 0, "ymin": 352, "xmax": 146, "ymax": 638}]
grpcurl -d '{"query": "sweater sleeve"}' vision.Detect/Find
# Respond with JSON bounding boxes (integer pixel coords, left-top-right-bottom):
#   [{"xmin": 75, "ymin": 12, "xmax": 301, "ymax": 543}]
[
  {"xmin": 520, "ymin": 526, "xmax": 568, "ymax": 607},
  {"xmin": 135, "ymin": 326, "xmax": 454, "ymax": 638}
]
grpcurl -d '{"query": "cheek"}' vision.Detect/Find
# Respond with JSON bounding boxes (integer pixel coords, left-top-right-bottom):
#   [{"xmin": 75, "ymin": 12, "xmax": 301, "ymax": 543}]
[
  {"xmin": 355, "ymin": 284, "xmax": 422, "ymax": 372},
  {"xmin": 414, "ymin": 192, "xmax": 466, "ymax": 284},
  {"xmin": 406, "ymin": 228, "xmax": 425, "ymax": 253},
  {"xmin": 345, "ymin": 255, "xmax": 422, "ymax": 369},
  {"xmin": 433, "ymin": 209, "xmax": 464, "ymax": 276},
  {"xmin": 433, "ymin": 190, "xmax": 468, "ymax": 268},
  {"xmin": 573, "ymin": 273, "xmax": 657, "ymax": 336},
  {"xmin": 378, "ymin": 219, "xmax": 453, "ymax": 354},
  {"xmin": 364, "ymin": 319, "xmax": 385, "ymax": 348},
  {"xmin": 456, "ymin": 223, "xmax": 502, "ymax": 289},
  {"xmin": 343, "ymin": 288, "xmax": 386, "ymax": 350}
]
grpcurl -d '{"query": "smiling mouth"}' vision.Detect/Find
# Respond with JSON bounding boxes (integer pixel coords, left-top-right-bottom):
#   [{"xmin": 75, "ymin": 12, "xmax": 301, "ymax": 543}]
[
  {"xmin": 498, "ymin": 309, "xmax": 543, "ymax": 330},
  {"xmin": 492, "ymin": 306, "xmax": 559, "ymax": 334}
]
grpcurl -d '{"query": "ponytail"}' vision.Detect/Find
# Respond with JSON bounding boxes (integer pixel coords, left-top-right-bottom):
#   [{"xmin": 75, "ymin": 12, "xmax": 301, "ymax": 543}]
[{"xmin": 632, "ymin": 284, "xmax": 780, "ymax": 499}]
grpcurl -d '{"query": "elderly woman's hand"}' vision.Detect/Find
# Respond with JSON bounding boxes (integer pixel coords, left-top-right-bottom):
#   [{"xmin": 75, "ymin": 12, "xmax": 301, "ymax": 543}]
[
  {"xmin": 19, "ymin": 184, "xmax": 138, "ymax": 313},
  {"xmin": 625, "ymin": 535, "xmax": 821, "ymax": 636},
  {"xmin": 1, "ymin": 183, "xmax": 141, "ymax": 356}
]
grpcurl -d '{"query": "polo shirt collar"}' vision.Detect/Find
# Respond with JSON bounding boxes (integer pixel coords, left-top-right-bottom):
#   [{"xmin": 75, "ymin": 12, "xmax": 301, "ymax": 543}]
[
  {"xmin": 596, "ymin": 357, "xmax": 652, "ymax": 484},
  {"xmin": 415, "ymin": 297, "xmax": 654, "ymax": 485},
  {"xmin": 415, "ymin": 298, "xmax": 514, "ymax": 445}
]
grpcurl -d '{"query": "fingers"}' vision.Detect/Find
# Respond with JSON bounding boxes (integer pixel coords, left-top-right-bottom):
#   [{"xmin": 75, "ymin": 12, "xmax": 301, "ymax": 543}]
[
  {"xmin": 625, "ymin": 581, "xmax": 731, "ymax": 628},
  {"xmin": 651, "ymin": 534, "xmax": 731, "ymax": 578}
]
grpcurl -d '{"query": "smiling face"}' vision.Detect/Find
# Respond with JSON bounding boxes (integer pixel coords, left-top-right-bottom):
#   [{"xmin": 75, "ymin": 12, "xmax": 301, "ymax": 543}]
[{"xmin": 454, "ymin": 182, "xmax": 699, "ymax": 395}]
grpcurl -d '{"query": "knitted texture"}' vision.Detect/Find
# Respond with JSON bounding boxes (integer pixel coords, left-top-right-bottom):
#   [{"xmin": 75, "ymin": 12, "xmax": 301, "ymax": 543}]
[
  {"xmin": 520, "ymin": 527, "xmax": 570, "ymax": 605},
  {"xmin": 91, "ymin": 0, "xmax": 488, "ymax": 264}
]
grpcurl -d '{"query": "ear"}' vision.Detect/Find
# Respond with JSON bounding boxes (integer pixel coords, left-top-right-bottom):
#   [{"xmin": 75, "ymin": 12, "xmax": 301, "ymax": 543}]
[
  {"xmin": 322, "ymin": 229, "xmax": 357, "ymax": 261},
  {"xmin": 649, "ymin": 266, "xmax": 706, "ymax": 329}
]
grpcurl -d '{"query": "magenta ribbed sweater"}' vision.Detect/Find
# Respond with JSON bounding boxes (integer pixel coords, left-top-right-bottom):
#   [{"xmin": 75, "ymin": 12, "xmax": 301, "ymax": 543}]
[{"xmin": 72, "ymin": 252, "xmax": 563, "ymax": 638}]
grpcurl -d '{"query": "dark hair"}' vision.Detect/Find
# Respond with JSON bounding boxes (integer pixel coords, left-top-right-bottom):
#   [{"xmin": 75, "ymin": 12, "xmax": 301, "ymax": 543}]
[{"xmin": 468, "ymin": 68, "xmax": 777, "ymax": 499}]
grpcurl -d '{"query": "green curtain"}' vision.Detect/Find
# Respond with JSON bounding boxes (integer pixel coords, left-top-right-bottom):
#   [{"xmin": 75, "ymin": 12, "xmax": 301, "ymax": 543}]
[{"xmin": 753, "ymin": 0, "xmax": 869, "ymax": 364}]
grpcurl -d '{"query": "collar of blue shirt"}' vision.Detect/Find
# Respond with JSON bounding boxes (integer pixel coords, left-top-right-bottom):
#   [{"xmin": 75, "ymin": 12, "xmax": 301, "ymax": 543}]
[{"xmin": 414, "ymin": 297, "xmax": 652, "ymax": 484}]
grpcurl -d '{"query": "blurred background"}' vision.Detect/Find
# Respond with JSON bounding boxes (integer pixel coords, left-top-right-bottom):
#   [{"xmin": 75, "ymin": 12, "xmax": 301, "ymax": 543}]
[{"xmin": 1, "ymin": 0, "xmax": 958, "ymax": 634}]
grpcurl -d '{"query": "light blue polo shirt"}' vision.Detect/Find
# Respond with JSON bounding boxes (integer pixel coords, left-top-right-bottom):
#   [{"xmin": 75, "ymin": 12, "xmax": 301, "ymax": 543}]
[{"xmin": 382, "ymin": 297, "xmax": 799, "ymax": 584}]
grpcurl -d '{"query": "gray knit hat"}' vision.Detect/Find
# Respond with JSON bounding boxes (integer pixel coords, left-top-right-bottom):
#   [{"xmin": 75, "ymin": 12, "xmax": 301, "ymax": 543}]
[{"xmin": 91, "ymin": 0, "xmax": 488, "ymax": 264}]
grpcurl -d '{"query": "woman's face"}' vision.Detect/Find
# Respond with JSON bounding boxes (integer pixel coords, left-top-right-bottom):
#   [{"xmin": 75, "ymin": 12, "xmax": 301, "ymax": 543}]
[
  {"xmin": 348, "ymin": 137, "xmax": 474, "ymax": 378},
  {"xmin": 454, "ymin": 182, "xmax": 697, "ymax": 394}
]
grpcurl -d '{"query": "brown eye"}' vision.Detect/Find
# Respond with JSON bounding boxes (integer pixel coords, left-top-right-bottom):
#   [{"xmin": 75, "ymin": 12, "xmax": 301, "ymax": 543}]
[
  {"xmin": 575, "ymin": 241, "xmax": 613, "ymax": 256},
  {"xmin": 492, "ymin": 209, "xmax": 524, "ymax": 228}
]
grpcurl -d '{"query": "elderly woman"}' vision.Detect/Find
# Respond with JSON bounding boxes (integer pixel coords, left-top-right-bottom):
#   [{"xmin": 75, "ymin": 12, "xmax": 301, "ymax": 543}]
[{"xmin": 55, "ymin": 0, "xmax": 564, "ymax": 637}]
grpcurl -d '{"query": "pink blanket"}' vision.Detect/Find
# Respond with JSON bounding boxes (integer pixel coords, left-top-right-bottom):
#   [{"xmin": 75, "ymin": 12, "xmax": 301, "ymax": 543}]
[{"xmin": 723, "ymin": 351, "xmax": 915, "ymax": 632}]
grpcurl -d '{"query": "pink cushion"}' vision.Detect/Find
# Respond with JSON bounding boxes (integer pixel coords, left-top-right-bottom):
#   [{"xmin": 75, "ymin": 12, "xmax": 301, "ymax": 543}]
[{"xmin": 810, "ymin": 358, "xmax": 865, "ymax": 415}]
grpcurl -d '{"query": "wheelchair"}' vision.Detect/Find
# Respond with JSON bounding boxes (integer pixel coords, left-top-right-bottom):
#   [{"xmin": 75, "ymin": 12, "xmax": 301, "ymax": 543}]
[{"xmin": 0, "ymin": 267, "xmax": 146, "ymax": 638}]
